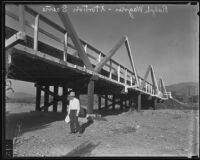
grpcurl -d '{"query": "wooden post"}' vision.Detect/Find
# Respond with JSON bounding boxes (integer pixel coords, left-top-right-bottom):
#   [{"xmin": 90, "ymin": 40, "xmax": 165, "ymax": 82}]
[
  {"xmin": 19, "ymin": 5, "xmax": 25, "ymax": 32},
  {"xmin": 98, "ymin": 95, "xmax": 101, "ymax": 110},
  {"xmin": 112, "ymin": 95, "xmax": 115, "ymax": 110},
  {"xmin": 145, "ymin": 83, "xmax": 147, "ymax": 93},
  {"xmin": 44, "ymin": 85, "xmax": 49, "ymax": 112},
  {"xmin": 62, "ymin": 85, "xmax": 68, "ymax": 112},
  {"xmin": 125, "ymin": 68, "xmax": 127, "ymax": 85},
  {"xmin": 120, "ymin": 96, "xmax": 123, "ymax": 110},
  {"xmin": 35, "ymin": 84, "xmax": 41, "ymax": 111},
  {"xmin": 63, "ymin": 33, "xmax": 68, "ymax": 61},
  {"xmin": 153, "ymin": 98, "xmax": 157, "ymax": 110},
  {"xmin": 137, "ymin": 93, "xmax": 141, "ymax": 111},
  {"xmin": 131, "ymin": 77, "xmax": 133, "ymax": 86},
  {"xmin": 98, "ymin": 53, "xmax": 101, "ymax": 62},
  {"xmin": 109, "ymin": 61, "xmax": 112, "ymax": 79},
  {"xmin": 53, "ymin": 85, "xmax": 58, "ymax": 112},
  {"xmin": 88, "ymin": 80, "xmax": 94, "ymax": 114},
  {"xmin": 34, "ymin": 14, "xmax": 40, "ymax": 50},
  {"xmin": 105, "ymin": 94, "xmax": 108, "ymax": 109},
  {"xmin": 118, "ymin": 65, "xmax": 120, "ymax": 82}
]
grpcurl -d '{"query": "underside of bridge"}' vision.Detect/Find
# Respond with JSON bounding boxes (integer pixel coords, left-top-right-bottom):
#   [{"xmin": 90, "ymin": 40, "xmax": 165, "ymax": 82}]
[{"xmin": 5, "ymin": 5, "xmax": 170, "ymax": 115}]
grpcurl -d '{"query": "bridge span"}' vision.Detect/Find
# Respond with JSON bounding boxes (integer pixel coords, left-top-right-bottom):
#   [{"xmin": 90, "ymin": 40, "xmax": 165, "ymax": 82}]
[{"xmin": 5, "ymin": 5, "xmax": 172, "ymax": 114}]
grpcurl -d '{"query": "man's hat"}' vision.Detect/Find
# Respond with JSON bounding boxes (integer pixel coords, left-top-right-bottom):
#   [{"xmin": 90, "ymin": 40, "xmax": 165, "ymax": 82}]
[{"xmin": 69, "ymin": 91, "xmax": 75, "ymax": 97}]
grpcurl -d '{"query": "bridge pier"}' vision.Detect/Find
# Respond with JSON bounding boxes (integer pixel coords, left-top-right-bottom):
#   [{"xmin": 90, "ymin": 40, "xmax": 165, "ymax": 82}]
[
  {"xmin": 153, "ymin": 98, "xmax": 157, "ymax": 110},
  {"xmin": 137, "ymin": 93, "xmax": 142, "ymax": 111},
  {"xmin": 44, "ymin": 85, "xmax": 49, "ymax": 112},
  {"xmin": 53, "ymin": 85, "xmax": 58, "ymax": 112},
  {"xmin": 62, "ymin": 85, "xmax": 68, "ymax": 113},
  {"xmin": 112, "ymin": 95, "xmax": 115, "ymax": 110},
  {"xmin": 35, "ymin": 83, "xmax": 41, "ymax": 111},
  {"xmin": 98, "ymin": 95, "xmax": 101, "ymax": 110},
  {"xmin": 105, "ymin": 94, "xmax": 108, "ymax": 110},
  {"xmin": 87, "ymin": 80, "xmax": 94, "ymax": 114}
]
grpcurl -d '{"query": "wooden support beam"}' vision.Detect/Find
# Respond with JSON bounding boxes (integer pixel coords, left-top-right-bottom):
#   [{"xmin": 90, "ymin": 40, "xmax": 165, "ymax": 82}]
[
  {"xmin": 124, "ymin": 38, "xmax": 139, "ymax": 87},
  {"xmin": 44, "ymin": 85, "xmax": 49, "ymax": 112},
  {"xmin": 5, "ymin": 31, "xmax": 26, "ymax": 50},
  {"xmin": 35, "ymin": 84, "xmax": 41, "ymax": 111},
  {"xmin": 40, "ymin": 101, "xmax": 54, "ymax": 111},
  {"xmin": 53, "ymin": 85, "xmax": 58, "ymax": 112},
  {"xmin": 118, "ymin": 65, "xmax": 121, "ymax": 82},
  {"xmin": 137, "ymin": 94, "xmax": 141, "ymax": 111},
  {"xmin": 105, "ymin": 94, "xmax": 108, "ymax": 109},
  {"xmin": 98, "ymin": 95, "xmax": 101, "ymax": 110},
  {"xmin": 19, "ymin": 5, "xmax": 25, "ymax": 33},
  {"xmin": 100, "ymin": 95, "xmax": 128, "ymax": 109},
  {"xmin": 62, "ymin": 85, "xmax": 68, "ymax": 112},
  {"xmin": 39, "ymin": 85, "xmax": 62, "ymax": 101},
  {"xmin": 112, "ymin": 95, "xmax": 115, "ymax": 110},
  {"xmin": 94, "ymin": 36, "xmax": 126, "ymax": 73},
  {"xmin": 98, "ymin": 53, "xmax": 101, "ymax": 62},
  {"xmin": 150, "ymin": 65, "xmax": 159, "ymax": 95},
  {"xmin": 120, "ymin": 97, "xmax": 123, "ymax": 110},
  {"xmin": 87, "ymin": 80, "xmax": 94, "ymax": 114},
  {"xmin": 125, "ymin": 68, "xmax": 127, "ymax": 85},
  {"xmin": 63, "ymin": 33, "xmax": 68, "ymax": 61},
  {"xmin": 54, "ymin": 5, "xmax": 93, "ymax": 70},
  {"xmin": 109, "ymin": 61, "xmax": 112, "ymax": 79},
  {"xmin": 153, "ymin": 98, "xmax": 157, "ymax": 110},
  {"xmin": 34, "ymin": 14, "xmax": 40, "ymax": 50}
]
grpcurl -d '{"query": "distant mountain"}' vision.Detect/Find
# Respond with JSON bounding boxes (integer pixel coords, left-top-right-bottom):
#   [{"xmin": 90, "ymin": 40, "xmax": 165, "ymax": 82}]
[{"xmin": 166, "ymin": 82, "xmax": 199, "ymax": 103}]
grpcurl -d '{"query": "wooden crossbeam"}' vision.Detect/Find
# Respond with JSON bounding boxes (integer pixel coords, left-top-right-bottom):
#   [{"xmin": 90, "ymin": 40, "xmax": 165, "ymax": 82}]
[
  {"xmin": 40, "ymin": 101, "xmax": 54, "ymax": 111},
  {"xmin": 100, "ymin": 95, "xmax": 129, "ymax": 108},
  {"xmin": 124, "ymin": 38, "xmax": 139, "ymax": 87},
  {"xmin": 94, "ymin": 36, "xmax": 126, "ymax": 73},
  {"xmin": 5, "ymin": 31, "xmax": 26, "ymax": 50},
  {"xmin": 54, "ymin": 5, "xmax": 93, "ymax": 70}
]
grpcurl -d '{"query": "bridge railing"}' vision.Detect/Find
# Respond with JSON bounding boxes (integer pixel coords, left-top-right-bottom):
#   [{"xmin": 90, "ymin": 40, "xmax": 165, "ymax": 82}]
[{"xmin": 6, "ymin": 4, "xmax": 159, "ymax": 96}]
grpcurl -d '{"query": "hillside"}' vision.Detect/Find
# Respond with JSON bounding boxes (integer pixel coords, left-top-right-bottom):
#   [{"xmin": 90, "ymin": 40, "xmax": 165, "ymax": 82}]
[{"xmin": 166, "ymin": 82, "xmax": 199, "ymax": 103}]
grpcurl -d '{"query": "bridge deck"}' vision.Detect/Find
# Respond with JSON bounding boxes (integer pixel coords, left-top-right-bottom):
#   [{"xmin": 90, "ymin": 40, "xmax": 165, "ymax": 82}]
[{"xmin": 5, "ymin": 4, "xmax": 170, "ymax": 113}]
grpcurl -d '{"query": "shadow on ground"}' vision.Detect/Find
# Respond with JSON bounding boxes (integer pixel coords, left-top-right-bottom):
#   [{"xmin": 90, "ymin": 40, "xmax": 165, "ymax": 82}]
[
  {"xmin": 6, "ymin": 111, "xmax": 67, "ymax": 139},
  {"xmin": 93, "ymin": 108, "xmax": 130, "ymax": 117},
  {"xmin": 62, "ymin": 140, "xmax": 101, "ymax": 157}
]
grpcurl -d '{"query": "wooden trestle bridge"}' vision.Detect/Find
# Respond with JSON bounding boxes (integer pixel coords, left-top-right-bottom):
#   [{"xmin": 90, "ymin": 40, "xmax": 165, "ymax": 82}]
[{"xmin": 5, "ymin": 5, "xmax": 172, "ymax": 114}]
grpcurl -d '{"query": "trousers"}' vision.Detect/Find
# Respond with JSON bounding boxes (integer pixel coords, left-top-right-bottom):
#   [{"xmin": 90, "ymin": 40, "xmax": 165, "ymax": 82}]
[{"xmin": 69, "ymin": 110, "xmax": 80, "ymax": 133}]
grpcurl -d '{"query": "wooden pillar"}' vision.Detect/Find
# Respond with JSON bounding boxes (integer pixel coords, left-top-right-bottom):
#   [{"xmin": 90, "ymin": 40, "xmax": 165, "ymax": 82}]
[
  {"xmin": 120, "ymin": 96, "xmax": 123, "ymax": 110},
  {"xmin": 34, "ymin": 14, "xmax": 40, "ymax": 50},
  {"xmin": 98, "ymin": 95, "xmax": 101, "ymax": 110},
  {"xmin": 35, "ymin": 84, "xmax": 41, "ymax": 111},
  {"xmin": 87, "ymin": 80, "xmax": 94, "ymax": 114},
  {"xmin": 63, "ymin": 33, "xmax": 68, "ymax": 61},
  {"xmin": 153, "ymin": 98, "xmax": 157, "ymax": 110},
  {"xmin": 137, "ymin": 93, "xmax": 141, "ymax": 111},
  {"xmin": 53, "ymin": 85, "xmax": 58, "ymax": 112},
  {"xmin": 112, "ymin": 95, "xmax": 115, "ymax": 110},
  {"xmin": 105, "ymin": 94, "xmax": 108, "ymax": 109},
  {"xmin": 19, "ymin": 5, "xmax": 25, "ymax": 32},
  {"xmin": 62, "ymin": 85, "xmax": 68, "ymax": 112},
  {"xmin": 44, "ymin": 85, "xmax": 49, "ymax": 112}
]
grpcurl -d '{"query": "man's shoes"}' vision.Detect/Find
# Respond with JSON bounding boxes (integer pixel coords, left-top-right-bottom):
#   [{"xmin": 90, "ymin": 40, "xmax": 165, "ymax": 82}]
[{"xmin": 69, "ymin": 131, "xmax": 76, "ymax": 134}]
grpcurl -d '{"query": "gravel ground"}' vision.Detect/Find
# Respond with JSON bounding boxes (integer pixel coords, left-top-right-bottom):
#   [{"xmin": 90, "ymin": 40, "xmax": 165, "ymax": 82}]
[{"xmin": 5, "ymin": 102, "xmax": 199, "ymax": 157}]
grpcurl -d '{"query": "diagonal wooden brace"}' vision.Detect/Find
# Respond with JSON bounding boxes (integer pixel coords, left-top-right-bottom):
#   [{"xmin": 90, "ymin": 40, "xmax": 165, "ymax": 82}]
[
  {"xmin": 124, "ymin": 37, "xmax": 139, "ymax": 87},
  {"xmin": 54, "ymin": 5, "xmax": 93, "ymax": 71},
  {"xmin": 94, "ymin": 36, "xmax": 127, "ymax": 73}
]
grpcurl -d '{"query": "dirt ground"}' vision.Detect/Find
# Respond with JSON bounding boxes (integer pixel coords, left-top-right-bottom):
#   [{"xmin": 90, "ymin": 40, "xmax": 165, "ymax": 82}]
[{"xmin": 5, "ymin": 102, "xmax": 199, "ymax": 157}]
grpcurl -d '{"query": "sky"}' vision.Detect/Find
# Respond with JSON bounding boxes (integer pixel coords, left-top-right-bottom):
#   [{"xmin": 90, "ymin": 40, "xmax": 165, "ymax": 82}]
[{"xmin": 5, "ymin": 3, "xmax": 199, "ymax": 95}]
